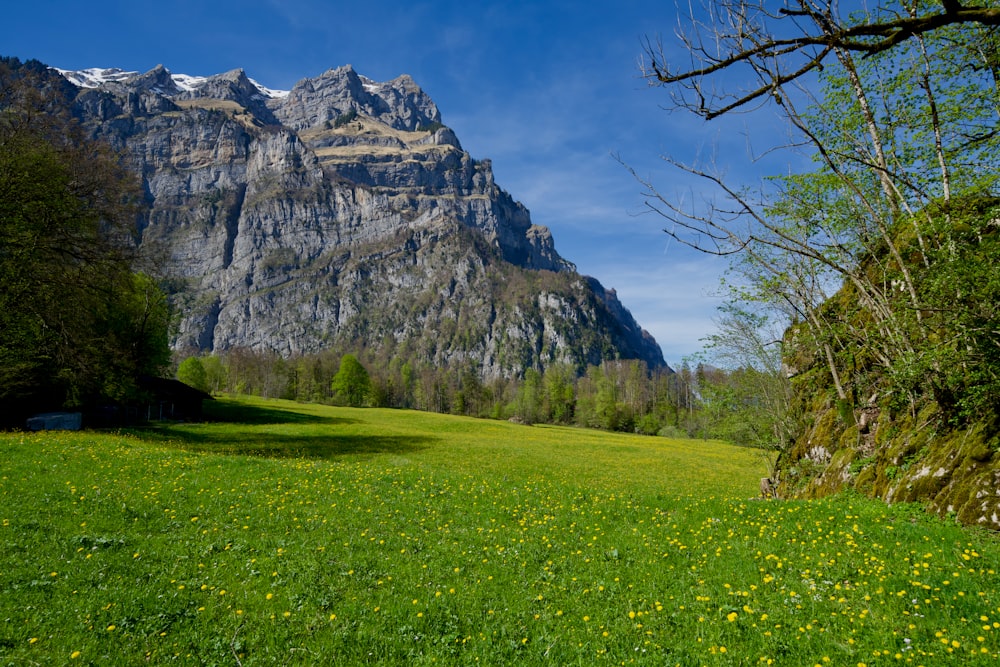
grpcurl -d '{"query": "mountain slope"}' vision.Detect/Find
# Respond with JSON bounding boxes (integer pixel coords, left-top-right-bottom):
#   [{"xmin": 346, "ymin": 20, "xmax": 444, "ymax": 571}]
[{"xmin": 48, "ymin": 61, "xmax": 665, "ymax": 377}]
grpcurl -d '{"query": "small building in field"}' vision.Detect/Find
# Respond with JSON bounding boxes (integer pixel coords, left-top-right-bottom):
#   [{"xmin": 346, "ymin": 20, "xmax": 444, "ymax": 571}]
[
  {"xmin": 136, "ymin": 376, "xmax": 213, "ymax": 422},
  {"xmin": 26, "ymin": 412, "xmax": 83, "ymax": 431}
]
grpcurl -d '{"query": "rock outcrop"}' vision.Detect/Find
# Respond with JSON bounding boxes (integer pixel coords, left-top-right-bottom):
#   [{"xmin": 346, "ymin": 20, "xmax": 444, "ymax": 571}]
[{"xmin": 57, "ymin": 63, "xmax": 666, "ymax": 377}]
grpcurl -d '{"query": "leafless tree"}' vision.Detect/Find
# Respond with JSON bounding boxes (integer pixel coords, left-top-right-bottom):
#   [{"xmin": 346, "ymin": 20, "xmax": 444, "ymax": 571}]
[{"xmin": 642, "ymin": 0, "xmax": 1000, "ymax": 120}]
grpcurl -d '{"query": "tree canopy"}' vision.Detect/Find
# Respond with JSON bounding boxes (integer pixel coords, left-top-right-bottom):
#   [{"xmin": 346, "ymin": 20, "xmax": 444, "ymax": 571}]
[
  {"xmin": 331, "ymin": 354, "xmax": 371, "ymax": 407},
  {"xmin": 643, "ymin": 0, "xmax": 1000, "ymax": 119},
  {"xmin": 637, "ymin": 1, "xmax": 1000, "ymax": 428},
  {"xmin": 0, "ymin": 57, "xmax": 170, "ymax": 423}
]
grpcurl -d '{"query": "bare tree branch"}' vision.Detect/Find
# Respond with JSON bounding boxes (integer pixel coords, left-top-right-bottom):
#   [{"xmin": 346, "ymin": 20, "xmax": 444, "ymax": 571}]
[{"xmin": 645, "ymin": 1, "xmax": 1000, "ymax": 119}]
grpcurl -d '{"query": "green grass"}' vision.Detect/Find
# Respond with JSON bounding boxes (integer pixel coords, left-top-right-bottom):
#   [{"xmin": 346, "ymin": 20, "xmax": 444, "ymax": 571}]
[{"xmin": 1, "ymin": 396, "xmax": 998, "ymax": 665}]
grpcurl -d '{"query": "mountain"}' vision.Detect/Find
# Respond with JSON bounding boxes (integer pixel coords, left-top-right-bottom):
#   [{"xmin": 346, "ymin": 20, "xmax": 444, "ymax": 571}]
[{"xmin": 50, "ymin": 62, "xmax": 665, "ymax": 377}]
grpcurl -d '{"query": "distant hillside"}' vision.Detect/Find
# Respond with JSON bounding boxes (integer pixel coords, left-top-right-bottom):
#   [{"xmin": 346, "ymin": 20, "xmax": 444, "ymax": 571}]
[{"xmin": 33, "ymin": 59, "xmax": 665, "ymax": 377}]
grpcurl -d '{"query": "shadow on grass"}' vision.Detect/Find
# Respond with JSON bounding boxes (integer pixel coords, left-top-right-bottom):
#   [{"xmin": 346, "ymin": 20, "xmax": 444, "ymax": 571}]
[
  {"xmin": 164, "ymin": 432, "xmax": 437, "ymax": 459},
  {"xmin": 131, "ymin": 400, "xmax": 437, "ymax": 459},
  {"xmin": 200, "ymin": 400, "xmax": 358, "ymax": 426}
]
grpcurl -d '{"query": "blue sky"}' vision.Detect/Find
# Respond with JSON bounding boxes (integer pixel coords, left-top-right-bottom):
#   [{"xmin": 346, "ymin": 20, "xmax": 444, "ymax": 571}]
[{"xmin": 2, "ymin": 0, "xmax": 796, "ymax": 365}]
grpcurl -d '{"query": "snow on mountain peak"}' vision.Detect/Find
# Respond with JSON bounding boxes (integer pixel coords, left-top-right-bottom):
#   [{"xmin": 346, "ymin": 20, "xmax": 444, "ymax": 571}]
[
  {"xmin": 359, "ymin": 75, "xmax": 380, "ymax": 95},
  {"xmin": 171, "ymin": 73, "xmax": 209, "ymax": 93},
  {"xmin": 248, "ymin": 78, "xmax": 289, "ymax": 99},
  {"xmin": 53, "ymin": 66, "xmax": 289, "ymax": 99},
  {"xmin": 55, "ymin": 67, "xmax": 138, "ymax": 88}
]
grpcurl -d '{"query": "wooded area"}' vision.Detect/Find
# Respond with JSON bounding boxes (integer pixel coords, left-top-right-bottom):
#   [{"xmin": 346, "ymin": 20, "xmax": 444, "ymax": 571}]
[
  {"xmin": 172, "ymin": 346, "xmax": 784, "ymax": 456},
  {"xmin": 0, "ymin": 58, "xmax": 171, "ymax": 426}
]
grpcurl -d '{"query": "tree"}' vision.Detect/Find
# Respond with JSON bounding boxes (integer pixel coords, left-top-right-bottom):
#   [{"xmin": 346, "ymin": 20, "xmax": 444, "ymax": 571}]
[
  {"xmin": 177, "ymin": 357, "xmax": 209, "ymax": 393},
  {"xmin": 542, "ymin": 364, "xmax": 576, "ymax": 424},
  {"xmin": 201, "ymin": 355, "xmax": 227, "ymax": 394},
  {"xmin": 642, "ymin": 0, "xmax": 1000, "ymax": 120},
  {"xmin": 1, "ymin": 57, "xmax": 169, "ymax": 419},
  {"xmin": 510, "ymin": 368, "xmax": 543, "ymax": 424},
  {"xmin": 701, "ymin": 305, "xmax": 794, "ymax": 471},
  {"xmin": 331, "ymin": 354, "xmax": 371, "ymax": 407},
  {"xmin": 635, "ymin": 1, "xmax": 1000, "ymax": 422},
  {"xmin": 574, "ymin": 364, "xmax": 628, "ymax": 431}
]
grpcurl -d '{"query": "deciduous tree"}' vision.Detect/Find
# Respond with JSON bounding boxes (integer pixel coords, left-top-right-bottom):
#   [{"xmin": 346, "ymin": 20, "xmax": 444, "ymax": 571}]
[
  {"xmin": 1, "ymin": 58, "xmax": 169, "ymax": 420},
  {"xmin": 635, "ymin": 1, "xmax": 1000, "ymax": 422},
  {"xmin": 177, "ymin": 357, "xmax": 209, "ymax": 393},
  {"xmin": 331, "ymin": 354, "xmax": 371, "ymax": 407}
]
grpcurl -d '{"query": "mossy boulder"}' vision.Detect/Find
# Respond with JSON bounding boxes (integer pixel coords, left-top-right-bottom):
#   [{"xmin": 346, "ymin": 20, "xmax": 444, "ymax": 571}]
[{"xmin": 781, "ymin": 398, "xmax": 1000, "ymax": 530}]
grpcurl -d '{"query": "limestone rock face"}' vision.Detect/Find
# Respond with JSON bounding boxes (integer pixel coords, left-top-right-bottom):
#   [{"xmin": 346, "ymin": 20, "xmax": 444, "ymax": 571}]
[
  {"xmin": 272, "ymin": 65, "xmax": 439, "ymax": 132},
  {"xmin": 60, "ymin": 64, "xmax": 666, "ymax": 376}
]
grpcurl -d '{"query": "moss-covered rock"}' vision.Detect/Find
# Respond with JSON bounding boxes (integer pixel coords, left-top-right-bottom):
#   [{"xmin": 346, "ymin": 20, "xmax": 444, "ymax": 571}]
[
  {"xmin": 782, "ymin": 396, "xmax": 1000, "ymax": 530},
  {"xmin": 776, "ymin": 199, "xmax": 1000, "ymax": 531}
]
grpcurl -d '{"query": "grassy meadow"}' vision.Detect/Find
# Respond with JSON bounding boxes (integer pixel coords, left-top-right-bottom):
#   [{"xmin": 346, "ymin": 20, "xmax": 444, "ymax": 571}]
[{"xmin": 2, "ymin": 397, "xmax": 999, "ymax": 665}]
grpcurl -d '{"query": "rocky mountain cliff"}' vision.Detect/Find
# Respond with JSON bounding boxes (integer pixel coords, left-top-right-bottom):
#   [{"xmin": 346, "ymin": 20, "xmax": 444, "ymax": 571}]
[{"xmin": 53, "ymin": 63, "xmax": 665, "ymax": 377}]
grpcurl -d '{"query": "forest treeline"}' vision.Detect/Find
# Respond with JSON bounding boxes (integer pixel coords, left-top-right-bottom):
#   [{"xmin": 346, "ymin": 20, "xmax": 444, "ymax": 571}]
[{"xmin": 174, "ymin": 347, "xmax": 784, "ymax": 448}]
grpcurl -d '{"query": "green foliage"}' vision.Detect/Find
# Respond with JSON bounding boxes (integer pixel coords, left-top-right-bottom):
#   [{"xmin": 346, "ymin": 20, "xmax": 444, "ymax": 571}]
[
  {"xmin": 184, "ymin": 346, "xmax": 709, "ymax": 441},
  {"xmin": 0, "ymin": 59, "xmax": 169, "ymax": 421},
  {"xmin": 680, "ymin": 8, "xmax": 1000, "ymax": 506},
  {"xmin": 901, "ymin": 202, "xmax": 1000, "ymax": 420},
  {"xmin": 331, "ymin": 353, "xmax": 371, "ymax": 407},
  {"xmin": 417, "ymin": 121, "xmax": 446, "ymax": 134},
  {"xmin": 790, "ymin": 17, "xmax": 1000, "ymax": 420},
  {"xmin": 700, "ymin": 305, "xmax": 793, "ymax": 455},
  {"xmin": 200, "ymin": 355, "xmax": 227, "ymax": 394},
  {"xmin": 509, "ymin": 368, "xmax": 543, "ymax": 424},
  {"xmin": 332, "ymin": 109, "xmax": 358, "ymax": 128},
  {"xmin": 177, "ymin": 357, "xmax": 209, "ymax": 393},
  {"xmin": 542, "ymin": 364, "xmax": 576, "ymax": 424}
]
